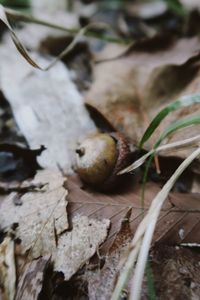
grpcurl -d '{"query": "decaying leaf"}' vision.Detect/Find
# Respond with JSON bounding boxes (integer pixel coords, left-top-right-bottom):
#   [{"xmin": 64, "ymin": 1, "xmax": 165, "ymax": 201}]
[
  {"xmin": 0, "ymin": 237, "xmax": 16, "ymax": 300},
  {"xmin": 0, "ymin": 170, "xmax": 69, "ymax": 259},
  {"xmin": 86, "ymin": 36, "xmax": 200, "ymax": 155},
  {"xmin": 0, "ymin": 37, "xmax": 96, "ymax": 171},
  {"xmin": 87, "ymin": 220, "xmax": 132, "ymax": 300},
  {"xmin": 55, "ymin": 215, "xmax": 110, "ymax": 279},
  {"xmin": 0, "ymin": 170, "xmax": 110, "ymax": 280},
  {"xmin": 151, "ymin": 245, "xmax": 200, "ymax": 300},
  {"xmin": 15, "ymin": 256, "xmax": 51, "ymax": 300},
  {"xmin": 67, "ymin": 176, "xmax": 200, "ymax": 254},
  {"xmin": 156, "ymin": 192, "xmax": 200, "ymax": 245}
]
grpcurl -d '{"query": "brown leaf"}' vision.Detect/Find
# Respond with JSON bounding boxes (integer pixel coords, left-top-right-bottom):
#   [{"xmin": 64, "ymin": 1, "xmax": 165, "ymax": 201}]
[
  {"xmin": 67, "ymin": 176, "xmax": 145, "ymax": 254},
  {"xmin": 155, "ymin": 192, "xmax": 200, "ymax": 245},
  {"xmin": 151, "ymin": 245, "xmax": 200, "ymax": 300},
  {"xmin": 67, "ymin": 176, "xmax": 200, "ymax": 254},
  {"xmin": 86, "ymin": 36, "xmax": 200, "ymax": 152}
]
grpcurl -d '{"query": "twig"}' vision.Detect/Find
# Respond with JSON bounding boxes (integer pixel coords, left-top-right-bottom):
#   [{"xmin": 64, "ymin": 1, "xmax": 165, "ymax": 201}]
[{"xmin": 0, "ymin": 181, "xmax": 46, "ymax": 194}]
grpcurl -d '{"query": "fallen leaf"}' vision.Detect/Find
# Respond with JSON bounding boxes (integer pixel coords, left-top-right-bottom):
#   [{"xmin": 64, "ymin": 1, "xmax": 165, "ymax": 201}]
[
  {"xmin": 15, "ymin": 256, "xmax": 51, "ymax": 300},
  {"xmin": 67, "ymin": 176, "xmax": 166, "ymax": 254},
  {"xmin": 0, "ymin": 170, "xmax": 69, "ymax": 259},
  {"xmin": 86, "ymin": 36, "xmax": 200, "ymax": 153},
  {"xmin": 67, "ymin": 176, "xmax": 200, "ymax": 254},
  {"xmin": 155, "ymin": 192, "xmax": 200, "ymax": 245},
  {"xmin": 87, "ymin": 220, "xmax": 132, "ymax": 300},
  {"xmin": 55, "ymin": 215, "xmax": 110, "ymax": 279},
  {"xmin": 0, "ymin": 170, "xmax": 110, "ymax": 280},
  {"xmin": 151, "ymin": 245, "xmax": 200, "ymax": 300},
  {"xmin": 0, "ymin": 36, "xmax": 96, "ymax": 171},
  {"xmin": 0, "ymin": 237, "xmax": 16, "ymax": 300}
]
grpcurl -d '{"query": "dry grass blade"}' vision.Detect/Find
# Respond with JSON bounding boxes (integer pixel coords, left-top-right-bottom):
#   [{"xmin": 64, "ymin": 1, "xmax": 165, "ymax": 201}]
[
  {"xmin": 112, "ymin": 147, "xmax": 200, "ymax": 300},
  {"xmin": 0, "ymin": 4, "xmax": 40, "ymax": 68},
  {"xmin": 0, "ymin": 4, "xmax": 108, "ymax": 70},
  {"xmin": 5, "ymin": 6, "xmax": 126, "ymax": 44},
  {"xmin": 119, "ymin": 134, "xmax": 200, "ymax": 174}
]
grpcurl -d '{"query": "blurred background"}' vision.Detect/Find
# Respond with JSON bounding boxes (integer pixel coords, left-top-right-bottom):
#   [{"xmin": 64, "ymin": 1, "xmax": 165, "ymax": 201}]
[{"xmin": 1, "ymin": 0, "xmax": 200, "ymax": 41}]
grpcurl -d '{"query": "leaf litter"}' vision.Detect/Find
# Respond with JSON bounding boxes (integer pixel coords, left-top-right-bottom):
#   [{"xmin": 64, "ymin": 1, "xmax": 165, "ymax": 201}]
[
  {"xmin": 67, "ymin": 175, "xmax": 200, "ymax": 254},
  {"xmin": 0, "ymin": 38, "xmax": 96, "ymax": 171},
  {"xmin": 1, "ymin": 2, "xmax": 200, "ymax": 299},
  {"xmin": 0, "ymin": 170, "xmax": 110, "ymax": 281},
  {"xmin": 86, "ymin": 35, "xmax": 200, "ymax": 155}
]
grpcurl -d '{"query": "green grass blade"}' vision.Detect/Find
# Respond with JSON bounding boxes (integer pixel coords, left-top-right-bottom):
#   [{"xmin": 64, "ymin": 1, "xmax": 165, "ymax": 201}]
[
  {"xmin": 146, "ymin": 260, "xmax": 156, "ymax": 300},
  {"xmin": 139, "ymin": 94, "xmax": 200, "ymax": 149},
  {"xmin": 163, "ymin": 0, "xmax": 186, "ymax": 16},
  {"xmin": 155, "ymin": 114, "xmax": 200, "ymax": 148}
]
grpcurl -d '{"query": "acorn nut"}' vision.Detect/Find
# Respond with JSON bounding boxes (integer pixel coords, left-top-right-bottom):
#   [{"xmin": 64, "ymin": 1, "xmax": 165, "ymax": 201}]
[{"xmin": 75, "ymin": 132, "xmax": 131, "ymax": 190}]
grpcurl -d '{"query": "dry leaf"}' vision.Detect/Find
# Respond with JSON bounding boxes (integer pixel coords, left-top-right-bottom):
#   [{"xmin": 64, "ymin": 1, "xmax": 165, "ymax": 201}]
[
  {"xmin": 67, "ymin": 176, "xmax": 166, "ymax": 254},
  {"xmin": 67, "ymin": 176, "xmax": 200, "ymax": 254},
  {"xmin": 87, "ymin": 221, "xmax": 132, "ymax": 300},
  {"xmin": 15, "ymin": 256, "xmax": 51, "ymax": 300},
  {"xmin": 155, "ymin": 192, "xmax": 200, "ymax": 245},
  {"xmin": 0, "ymin": 171, "xmax": 110, "ymax": 280},
  {"xmin": 0, "ymin": 37, "xmax": 96, "ymax": 171},
  {"xmin": 151, "ymin": 245, "xmax": 200, "ymax": 300},
  {"xmin": 55, "ymin": 215, "xmax": 110, "ymax": 279},
  {"xmin": 0, "ymin": 237, "xmax": 16, "ymax": 300},
  {"xmin": 86, "ymin": 36, "xmax": 200, "ymax": 151},
  {"xmin": 0, "ymin": 170, "xmax": 68, "ymax": 259}
]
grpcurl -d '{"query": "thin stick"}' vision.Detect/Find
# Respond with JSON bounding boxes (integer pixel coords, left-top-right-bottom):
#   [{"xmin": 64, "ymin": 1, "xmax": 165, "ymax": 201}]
[{"xmin": 154, "ymin": 154, "xmax": 161, "ymax": 174}]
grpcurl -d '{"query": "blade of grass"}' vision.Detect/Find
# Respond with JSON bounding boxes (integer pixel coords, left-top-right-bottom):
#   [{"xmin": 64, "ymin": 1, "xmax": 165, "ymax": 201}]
[
  {"xmin": 139, "ymin": 94, "xmax": 200, "ymax": 149},
  {"xmin": 140, "ymin": 114, "xmax": 200, "ymax": 225},
  {"xmin": 0, "ymin": 4, "xmax": 112, "ymax": 70},
  {"xmin": 154, "ymin": 114, "xmax": 200, "ymax": 148},
  {"xmin": 112, "ymin": 146, "xmax": 200, "ymax": 300},
  {"xmin": 119, "ymin": 134, "xmax": 200, "ymax": 174},
  {"xmin": 4, "ymin": 6, "xmax": 129, "ymax": 44},
  {"xmin": 146, "ymin": 260, "xmax": 156, "ymax": 300},
  {"xmin": 163, "ymin": 0, "xmax": 186, "ymax": 16}
]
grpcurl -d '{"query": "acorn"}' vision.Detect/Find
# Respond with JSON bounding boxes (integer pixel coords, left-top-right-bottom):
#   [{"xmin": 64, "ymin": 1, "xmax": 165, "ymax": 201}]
[{"xmin": 75, "ymin": 132, "xmax": 133, "ymax": 191}]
